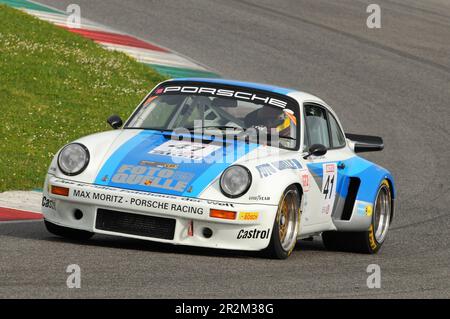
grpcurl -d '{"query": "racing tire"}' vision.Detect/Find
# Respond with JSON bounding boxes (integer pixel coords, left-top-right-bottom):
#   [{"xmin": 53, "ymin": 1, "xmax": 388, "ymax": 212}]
[
  {"xmin": 263, "ymin": 185, "xmax": 301, "ymax": 259},
  {"xmin": 322, "ymin": 179, "xmax": 392, "ymax": 254},
  {"xmin": 44, "ymin": 220, "xmax": 94, "ymax": 241}
]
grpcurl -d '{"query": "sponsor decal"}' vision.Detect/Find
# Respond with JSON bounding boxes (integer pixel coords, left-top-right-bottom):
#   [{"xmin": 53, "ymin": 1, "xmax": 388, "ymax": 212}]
[
  {"xmin": 129, "ymin": 198, "xmax": 169, "ymax": 210},
  {"xmin": 302, "ymin": 174, "xmax": 310, "ymax": 192},
  {"xmin": 111, "ymin": 164, "xmax": 194, "ymax": 192},
  {"xmin": 366, "ymin": 205, "xmax": 373, "ymax": 216},
  {"xmin": 71, "ymin": 187, "xmax": 203, "ymax": 215},
  {"xmin": 149, "ymin": 140, "xmax": 221, "ymax": 161},
  {"xmin": 53, "ymin": 178, "xmax": 236, "ymax": 208},
  {"xmin": 256, "ymin": 159, "xmax": 302, "ymax": 178},
  {"xmin": 72, "ymin": 189, "xmax": 124, "ymax": 204},
  {"xmin": 129, "ymin": 198, "xmax": 203, "ymax": 215},
  {"xmin": 170, "ymin": 204, "xmax": 203, "ymax": 214},
  {"xmin": 207, "ymin": 200, "xmax": 234, "ymax": 208},
  {"xmin": 272, "ymin": 159, "xmax": 302, "ymax": 171},
  {"xmin": 41, "ymin": 196, "xmax": 56, "ymax": 210},
  {"xmin": 72, "ymin": 190, "xmax": 91, "ymax": 199},
  {"xmin": 248, "ymin": 195, "xmax": 270, "ymax": 201},
  {"xmin": 238, "ymin": 212, "xmax": 259, "ymax": 221},
  {"xmin": 237, "ymin": 228, "xmax": 270, "ymax": 239},
  {"xmin": 159, "ymin": 86, "xmax": 288, "ymax": 108},
  {"xmin": 139, "ymin": 160, "xmax": 179, "ymax": 169},
  {"xmin": 357, "ymin": 203, "xmax": 373, "ymax": 216},
  {"xmin": 256, "ymin": 163, "xmax": 276, "ymax": 178},
  {"xmin": 325, "ymin": 164, "xmax": 335, "ymax": 173}
]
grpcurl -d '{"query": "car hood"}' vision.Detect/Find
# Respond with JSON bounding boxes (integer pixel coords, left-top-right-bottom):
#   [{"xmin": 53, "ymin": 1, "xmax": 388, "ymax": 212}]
[{"xmin": 93, "ymin": 130, "xmax": 261, "ymax": 197}]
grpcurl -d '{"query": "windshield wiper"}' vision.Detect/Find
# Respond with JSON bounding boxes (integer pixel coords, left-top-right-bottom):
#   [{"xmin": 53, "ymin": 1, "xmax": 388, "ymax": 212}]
[
  {"xmin": 126, "ymin": 127, "xmax": 174, "ymax": 133},
  {"xmin": 185, "ymin": 125, "xmax": 244, "ymax": 131}
]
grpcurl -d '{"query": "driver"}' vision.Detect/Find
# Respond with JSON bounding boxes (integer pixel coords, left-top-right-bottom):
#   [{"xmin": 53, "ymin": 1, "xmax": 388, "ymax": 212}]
[{"xmin": 253, "ymin": 107, "xmax": 294, "ymax": 138}]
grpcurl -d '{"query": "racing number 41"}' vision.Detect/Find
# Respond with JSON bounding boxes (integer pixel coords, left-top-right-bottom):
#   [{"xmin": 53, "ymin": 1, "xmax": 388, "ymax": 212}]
[
  {"xmin": 321, "ymin": 163, "xmax": 337, "ymax": 215},
  {"xmin": 323, "ymin": 175, "xmax": 335, "ymax": 199}
]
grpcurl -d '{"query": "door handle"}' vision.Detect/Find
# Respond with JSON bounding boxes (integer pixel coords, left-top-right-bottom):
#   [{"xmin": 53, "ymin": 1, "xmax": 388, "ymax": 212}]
[{"xmin": 337, "ymin": 162, "xmax": 346, "ymax": 170}]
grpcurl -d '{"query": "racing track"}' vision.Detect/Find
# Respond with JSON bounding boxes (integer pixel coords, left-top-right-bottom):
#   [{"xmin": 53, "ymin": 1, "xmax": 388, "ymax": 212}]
[{"xmin": 1, "ymin": 0, "xmax": 449, "ymax": 298}]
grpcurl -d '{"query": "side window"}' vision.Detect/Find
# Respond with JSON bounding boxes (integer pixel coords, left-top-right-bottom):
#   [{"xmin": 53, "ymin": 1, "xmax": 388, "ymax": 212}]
[
  {"xmin": 328, "ymin": 113, "xmax": 346, "ymax": 148},
  {"xmin": 304, "ymin": 104, "xmax": 331, "ymax": 148}
]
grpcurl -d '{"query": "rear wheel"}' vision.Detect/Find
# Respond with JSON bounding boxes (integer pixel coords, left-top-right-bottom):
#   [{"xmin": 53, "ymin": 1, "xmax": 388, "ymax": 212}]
[
  {"xmin": 264, "ymin": 185, "xmax": 301, "ymax": 259},
  {"xmin": 44, "ymin": 220, "xmax": 94, "ymax": 241},
  {"xmin": 322, "ymin": 180, "xmax": 392, "ymax": 253}
]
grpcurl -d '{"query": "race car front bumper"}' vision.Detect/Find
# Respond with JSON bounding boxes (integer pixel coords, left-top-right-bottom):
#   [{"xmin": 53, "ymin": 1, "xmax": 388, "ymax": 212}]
[{"xmin": 42, "ymin": 175, "xmax": 278, "ymax": 251}]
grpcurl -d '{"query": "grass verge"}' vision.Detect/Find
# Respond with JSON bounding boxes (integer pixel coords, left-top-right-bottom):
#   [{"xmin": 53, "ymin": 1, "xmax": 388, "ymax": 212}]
[{"xmin": 0, "ymin": 5, "xmax": 167, "ymax": 191}]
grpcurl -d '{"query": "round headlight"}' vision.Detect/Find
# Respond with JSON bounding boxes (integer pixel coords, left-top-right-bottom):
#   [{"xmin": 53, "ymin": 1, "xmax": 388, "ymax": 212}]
[
  {"xmin": 220, "ymin": 165, "xmax": 252, "ymax": 198},
  {"xmin": 57, "ymin": 143, "xmax": 90, "ymax": 176}
]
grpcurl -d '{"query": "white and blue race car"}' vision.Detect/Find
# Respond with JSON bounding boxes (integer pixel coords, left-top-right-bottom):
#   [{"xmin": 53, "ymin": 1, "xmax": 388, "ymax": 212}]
[{"xmin": 42, "ymin": 78, "xmax": 395, "ymax": 259}]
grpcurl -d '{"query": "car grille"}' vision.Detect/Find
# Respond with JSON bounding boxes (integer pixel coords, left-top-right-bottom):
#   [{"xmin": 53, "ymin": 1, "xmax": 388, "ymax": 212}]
[{"xmin": 96, "ymin": 209, "xmax": 176, "ymax": 240}]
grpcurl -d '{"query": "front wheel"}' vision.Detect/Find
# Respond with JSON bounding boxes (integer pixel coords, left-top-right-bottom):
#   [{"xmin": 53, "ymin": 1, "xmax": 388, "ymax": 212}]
[
  {"xmin": 322, "ymin": 179, "xmax": 392, "ymax": 254},
  {"xmin": 263, "ymin": 185, "xmax": 301, "ymax": 259}
]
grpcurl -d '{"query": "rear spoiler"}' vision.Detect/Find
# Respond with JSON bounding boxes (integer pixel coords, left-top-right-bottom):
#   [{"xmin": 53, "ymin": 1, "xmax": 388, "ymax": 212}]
[{"xmin": 345, "ymin": 133, "xmax": 384, "ymax": 153}]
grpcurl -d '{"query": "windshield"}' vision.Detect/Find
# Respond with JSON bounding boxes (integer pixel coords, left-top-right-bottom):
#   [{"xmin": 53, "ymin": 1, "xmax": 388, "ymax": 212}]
[{"xmin": 126, "ymin": 84, "xmax": 300, "ymax": 150}]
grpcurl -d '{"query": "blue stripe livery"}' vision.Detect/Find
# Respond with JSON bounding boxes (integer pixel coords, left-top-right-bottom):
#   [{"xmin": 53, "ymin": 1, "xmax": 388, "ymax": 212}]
[
  {"xmin": 169, "ymin": 78, "xmax": 296, "ymax": 95},
  {"xmin": 307, "ymin": 156, "xmax": 395, "ymax": 204},
  {"xmin": 95, "ymin": 131, "xmax": 258, "ymax": 197}
]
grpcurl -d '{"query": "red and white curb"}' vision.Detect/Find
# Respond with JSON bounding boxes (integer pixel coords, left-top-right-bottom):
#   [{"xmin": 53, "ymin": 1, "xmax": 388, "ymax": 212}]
[
  {"xmin": 22, "ymin": 8, "xmax": 205, "ymax": 71},
  {"xmin": 0, "ymin": 191, "xmax": 43, "ymax": 222},
  {"xmin": 2, "ymin": 0, "xmax": 219, "ymax": 77}
]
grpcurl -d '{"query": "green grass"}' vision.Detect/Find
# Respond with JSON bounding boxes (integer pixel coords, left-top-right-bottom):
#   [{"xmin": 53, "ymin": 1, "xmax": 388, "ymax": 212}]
[{"xmin": 0, "ymin": 5, "xmax": 167, "ymax": 191}]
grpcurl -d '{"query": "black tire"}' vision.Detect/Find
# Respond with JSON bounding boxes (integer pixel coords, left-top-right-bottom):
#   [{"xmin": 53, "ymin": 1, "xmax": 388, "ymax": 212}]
[
  {"xmin": 322, "ymin": 231, "xmax": 376, "ymax": 253},
  {"xmin": 44, "ymin": 220, "xmax": 94, "ymax": 241},
  {"xmin": 263, "ymin": 185, "xmax": 301, "ymax": 259},
  {"xmin": 322, "ymin": 180, "xmax": 392, "ymax": 254}
]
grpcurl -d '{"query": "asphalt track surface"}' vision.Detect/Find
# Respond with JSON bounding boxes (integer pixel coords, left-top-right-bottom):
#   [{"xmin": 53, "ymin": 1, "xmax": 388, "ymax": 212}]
[{"xmin": 1, "ymin": 0, "xmax": 449, "ymax": 298}]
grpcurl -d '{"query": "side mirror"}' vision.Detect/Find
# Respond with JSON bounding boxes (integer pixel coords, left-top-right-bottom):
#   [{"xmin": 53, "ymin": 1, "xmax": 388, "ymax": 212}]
[
  {"xmin": 303, "ymin": 144, "xmax": 327, "ymax": 159},
  {"xmin": 107, "ymin": 115, "xmax": 123, "ymax": 129}
]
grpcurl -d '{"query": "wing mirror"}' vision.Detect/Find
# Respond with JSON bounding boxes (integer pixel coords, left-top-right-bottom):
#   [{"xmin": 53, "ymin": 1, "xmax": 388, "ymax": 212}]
[
  {"xmin": 107, "ymin": 115, "xmax": 123, "ymax": 129},
  {"xmin": 303, "ymin": 144, "xmax": 327, "ymax": 159}
]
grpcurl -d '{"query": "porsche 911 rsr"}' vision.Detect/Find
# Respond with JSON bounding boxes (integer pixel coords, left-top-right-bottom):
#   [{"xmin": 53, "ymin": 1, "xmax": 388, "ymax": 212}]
[{"xmin": 42, "ymin": 78, "xmax": 395, "ymax": 259}]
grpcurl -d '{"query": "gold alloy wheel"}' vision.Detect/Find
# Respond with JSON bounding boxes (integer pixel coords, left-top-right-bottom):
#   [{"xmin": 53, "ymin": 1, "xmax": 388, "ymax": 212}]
[{"xmin": 277, "ymin": 189, "xmax": 299, "ymax": 251}]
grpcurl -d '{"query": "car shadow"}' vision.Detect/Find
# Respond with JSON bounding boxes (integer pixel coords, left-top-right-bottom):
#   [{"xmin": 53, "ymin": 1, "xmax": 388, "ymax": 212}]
[
  {"xmin": 0, "ymin": 220, "xmax": 327, "ymax": 258},
  {"xmin": 49, "ymin": 235, "xmax": 328, "ymax": 259}
]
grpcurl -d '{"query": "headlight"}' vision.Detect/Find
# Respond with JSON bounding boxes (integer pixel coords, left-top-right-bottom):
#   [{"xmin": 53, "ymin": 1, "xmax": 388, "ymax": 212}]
[
  {"xmin": 220, "ymin": 165, "xmax": 252, "ymax": 198},
  {"xmin": 57, "ymin": 143, "xmax": 90, "ymax": 176}
]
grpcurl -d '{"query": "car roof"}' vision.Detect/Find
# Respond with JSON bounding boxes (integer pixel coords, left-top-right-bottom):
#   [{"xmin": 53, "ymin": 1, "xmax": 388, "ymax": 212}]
[{"xmin": 168, "ymin": 77, "xmax": 298, "ymax": 95}]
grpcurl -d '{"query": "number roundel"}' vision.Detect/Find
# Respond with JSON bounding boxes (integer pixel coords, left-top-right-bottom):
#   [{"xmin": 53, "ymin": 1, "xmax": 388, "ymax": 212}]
[{"xmin": 321, "ymin": 163, "xmax": 337, "ymax": 215}]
